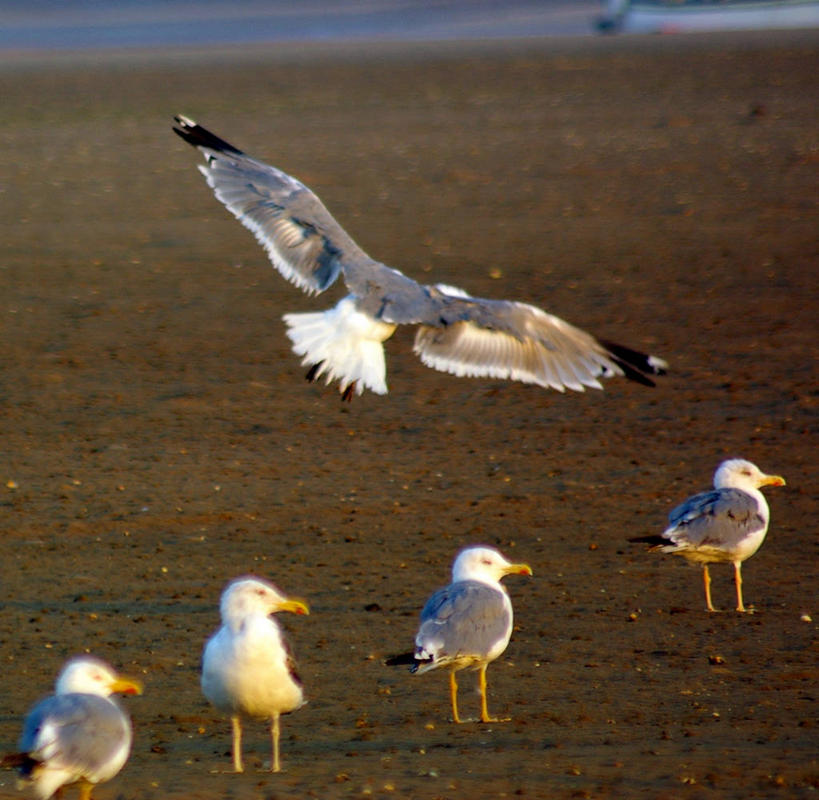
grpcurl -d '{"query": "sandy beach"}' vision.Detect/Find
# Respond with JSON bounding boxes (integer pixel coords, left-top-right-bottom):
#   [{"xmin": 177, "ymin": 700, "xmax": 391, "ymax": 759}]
[{"xmin": 0, "ymin": 30, "xmax": 817, "ymax": 799}]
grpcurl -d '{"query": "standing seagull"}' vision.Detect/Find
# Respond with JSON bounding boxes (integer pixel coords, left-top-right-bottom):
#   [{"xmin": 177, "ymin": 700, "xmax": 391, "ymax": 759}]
[
  {"xmin": 631, "ymin": 459, "xmax": 786, "ymax": 612},
  {"xmin": 6, "ymin": 655, "xmax": 142, "ymax": 800},
  {"xmin": 202, "ymin": 576, "xmax": 309, "ymax": 773},
  {"xmin": 173, "ymin": 115, "xmax": 667, "ymax": 400},
  {"xmin": 387, "ymin": 546, "xmax": 532, "ymax": 723}
]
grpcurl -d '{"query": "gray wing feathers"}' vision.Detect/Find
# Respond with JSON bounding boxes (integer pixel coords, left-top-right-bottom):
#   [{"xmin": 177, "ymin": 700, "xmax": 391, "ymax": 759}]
[
  {"xmin": 417, "ymin": 581, "xmax": 510, "ymax": 659},
  {"xmin": 21, "ymin": 695, "xmax": 129, "ymax": 774},
  {"xmin": 666, "ymin": 488, "xmax": 765, "ymax": 548},
  {"xmin": 197, "ymin": 149, "xmax": 369, "ymax": 295},
  {"xmin": 413, "ymin": 293, "xmax": 620, "ymax": 391},
  {"xmin": 198, "ymin": 151, "xmax": 631, "ymax": 395},
  {"xmin": 176, "ymin": 119, "xmax": 666, "ymax": 394}
]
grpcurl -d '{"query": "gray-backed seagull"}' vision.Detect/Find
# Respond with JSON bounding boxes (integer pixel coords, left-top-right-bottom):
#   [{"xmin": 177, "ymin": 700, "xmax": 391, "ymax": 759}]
[
  {"xmin": 173, "ymin": 115, "xmax": 667, "ymax": 400},
  {"xmin": 387, "ymin": 546, "xmax": 532, "ymax": 723},
  {"xmin": 631, "ymin": 459, "xmax": 786, "ymax": 612},
  {"xmin": 6, "ymin": 655, "xmax": 142, "ymax": 800}
]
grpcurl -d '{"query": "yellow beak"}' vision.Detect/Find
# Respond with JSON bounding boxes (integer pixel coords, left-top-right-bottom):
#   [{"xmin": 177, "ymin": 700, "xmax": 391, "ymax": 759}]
[
  {"xmin": 109, "ymin": 676, "xmax": 143, "ymax": 696},
  {"xmin": 761, "ymin": 474, "xmax": 786, "ymax": 487},
  {"xmin": 505, "ymin": 562, "xmax": 533, "ymax": 577},
  {"xmin": 278, "ymin": 598, "xmax": 310, "ymax": 615}
]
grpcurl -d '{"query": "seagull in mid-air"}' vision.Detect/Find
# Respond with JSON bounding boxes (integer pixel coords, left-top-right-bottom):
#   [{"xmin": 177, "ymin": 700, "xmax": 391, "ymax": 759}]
[
  {"xmin": 201, "ymin": 576, "xmax": 309, "ymax": 773},
  {"xmin": 631, "ymin": 458, "xmax": 786, "ymax": 612},
  {"xmin": 173, "ymin": 115, "xmax": 667, "ymax": 400},
  {"xmin": 386, "ymin": 546, "xmax": 532, "ymax": 723},
  {"xmin": 5, "ymin": 655, "xmax": 142, "ymax": 800}
]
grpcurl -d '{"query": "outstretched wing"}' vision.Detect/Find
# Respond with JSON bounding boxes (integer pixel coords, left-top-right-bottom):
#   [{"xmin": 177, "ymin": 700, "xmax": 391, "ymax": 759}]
[
  {"xmin": 664, "ymin": 487, "xmax": 766, "ymax": 550},
  {"xmin": 412, "ymin": 286, "xmax": 667, "ymax": 391},
  {"xmin": 173, "ymin": 115, "xmax": 379, "ymax": 295}
]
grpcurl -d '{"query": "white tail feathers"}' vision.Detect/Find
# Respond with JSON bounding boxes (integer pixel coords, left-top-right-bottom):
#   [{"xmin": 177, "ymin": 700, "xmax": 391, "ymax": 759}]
[{"xmin": 283, "ymin": 297, "xmax": 396, "ymax": 396}]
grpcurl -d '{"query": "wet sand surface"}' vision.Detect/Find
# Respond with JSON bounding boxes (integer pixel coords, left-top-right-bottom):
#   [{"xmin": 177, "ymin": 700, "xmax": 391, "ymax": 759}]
[{"xmin": 0, "ymin": 31, "xmax": 817, "ymax": 799}]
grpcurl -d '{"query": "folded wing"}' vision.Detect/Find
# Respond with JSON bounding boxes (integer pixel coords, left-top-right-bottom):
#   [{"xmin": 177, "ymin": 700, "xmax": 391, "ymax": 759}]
[
  {"xmin": 665, "ymin": 488, "xmax": 765, "ymax": 550},
  {"xmin": 416, "ymin": 581, "xmax": 511, "ymax": 664},
  {"xmin": 22, "ymin": 694, "xmax": 130, "ymax": 783}
]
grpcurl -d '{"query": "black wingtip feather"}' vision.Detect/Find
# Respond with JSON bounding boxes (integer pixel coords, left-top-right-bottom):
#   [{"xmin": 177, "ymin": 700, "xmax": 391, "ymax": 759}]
[
  {"xmin": 384, "ymin": 652, "xmax": 417, "ymax": 667},
  {"xmin": 1, "ymin": 752, "xmax": 38, "ymax": 775},
  {"xmin": 628, "ymin": 534, "xmax": 668, "ymax": 546},
  {"xmin": 601, "ymin": 339, "xmax": 667, "ymax": 388},
  {"xmin": 172, "ymin": 115, "xmax": 245, "ymax": 156}
]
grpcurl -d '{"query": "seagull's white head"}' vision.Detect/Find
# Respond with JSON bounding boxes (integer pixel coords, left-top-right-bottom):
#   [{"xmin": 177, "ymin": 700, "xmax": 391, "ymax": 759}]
[
  {"xmin": 55, "ymin": 656, "xmax": 143, "ymax": 698},
  {"xmin": 713, "ymin": 459, "xmax": 786, "ymax": 493},
  {"xmin": 451, "ymin": 546, "xmax": 533, "ymax": 586},
  {"xmin": 219, "ymin": 576, "xmax": 310, "ymax": 626}
]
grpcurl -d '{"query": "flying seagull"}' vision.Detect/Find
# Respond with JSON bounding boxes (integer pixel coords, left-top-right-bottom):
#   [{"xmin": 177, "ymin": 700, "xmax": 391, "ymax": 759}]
[
  {"xmin": 386, "ymin": 546, "xmax": 532, "ymax": 723},
  {"xmin": 202, "ymin": 576, "xmax": 309, "ymax": 773},
  {"xmin": 5, "ymin": 655, "xmax": 142, "ymax": 800},
  {"xmin": 631, "ymin": 459, "xmax": 786, "ymax": 612},
  {"xmin": 173, "ymin": 115, "xmax": 667, "ymax": 400}
]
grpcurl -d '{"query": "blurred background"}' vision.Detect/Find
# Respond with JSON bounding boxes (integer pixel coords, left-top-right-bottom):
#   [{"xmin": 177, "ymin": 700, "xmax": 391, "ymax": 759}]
[{"xmin": 0, "ymin": 1, "xmax": 601, "ymax": 50}]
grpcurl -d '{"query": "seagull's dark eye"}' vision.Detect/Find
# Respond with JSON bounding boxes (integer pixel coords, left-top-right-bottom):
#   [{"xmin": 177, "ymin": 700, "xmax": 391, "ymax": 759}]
[{"xmin": 482, "ymin": 558, "xmax": 492, "ymax": 566}]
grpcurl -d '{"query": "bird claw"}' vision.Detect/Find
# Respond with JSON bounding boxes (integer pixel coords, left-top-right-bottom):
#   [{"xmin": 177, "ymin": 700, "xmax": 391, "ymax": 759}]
[
  {"xmin": 340, "ymin": 382, "xmax": 357, "ymax": 402},
  {"xmin": 304, "ymin": 362, "xmax": 323, "ymax": 383}
]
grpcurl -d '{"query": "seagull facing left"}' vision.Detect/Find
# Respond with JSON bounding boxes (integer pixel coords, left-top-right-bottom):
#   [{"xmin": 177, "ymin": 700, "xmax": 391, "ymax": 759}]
[
  {"xmin": 201, "ymin": 576, "xmax": 309, "ymax": 774},
  {"xmin": 4, "ymin": 655, "xmax": 142, "ymax": 800},
  {"xmin": 173, "ymin": 115, "xmax": 667, "ymax": 400},
  {"xmin": 631, "ymin": 458, "xmax": 786, "ymax": 612},
  {"xmin": 387, "ymin": 546, "xmax": 532, "ymax": 723}
]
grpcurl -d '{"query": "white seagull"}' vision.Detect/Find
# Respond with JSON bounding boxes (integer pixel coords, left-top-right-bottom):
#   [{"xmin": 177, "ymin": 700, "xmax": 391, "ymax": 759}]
[
  {"xmin": 173, "ymin": 115, "xmax": 667, "ymax": 400},
  {"xmin": 631, "ymin": 458, "xmax": 786, "ymax": 612},
  {"xmin": 7, "ymin": 655, "xmax": 142, "ymax": 800},
  {"xmin": 387, "ymin": 546, "xmax": 532, "ymax": 723},
  {"xmin": 201, "ymin": 576, "xmax": 309, "ymax": 773}
]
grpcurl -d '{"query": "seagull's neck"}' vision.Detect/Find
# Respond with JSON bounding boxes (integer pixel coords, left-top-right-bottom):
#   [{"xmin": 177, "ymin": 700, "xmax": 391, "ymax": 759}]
[
  {"xmin": 224, "ymin": 610, "xmax": 275, "ymax": 634},
  {"xmin": 749, "ymin": 486, "xmax": 770, "ymax": 520},
  {"xmin": 454, "ymin": 572, "xmax": 507, "ymax": 592}
]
